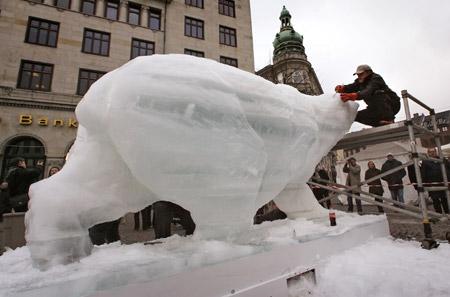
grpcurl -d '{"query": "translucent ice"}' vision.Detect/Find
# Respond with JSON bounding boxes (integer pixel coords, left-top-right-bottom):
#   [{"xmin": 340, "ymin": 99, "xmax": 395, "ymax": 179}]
[{"xmin": 26, "ymin": 55, "xmax": 358, "ymax": 268}]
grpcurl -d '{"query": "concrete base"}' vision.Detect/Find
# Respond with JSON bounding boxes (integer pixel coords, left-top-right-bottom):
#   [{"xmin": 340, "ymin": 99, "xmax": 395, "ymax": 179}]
[{"xmin": 12, "ymin": 215, "xmax": 389, "ymax": 297}]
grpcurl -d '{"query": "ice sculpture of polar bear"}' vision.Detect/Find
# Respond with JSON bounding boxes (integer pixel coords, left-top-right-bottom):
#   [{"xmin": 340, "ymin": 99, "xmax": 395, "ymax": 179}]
[{"xmin": 26, "ymin": 55, "xmax": 358, "ymax": 268}]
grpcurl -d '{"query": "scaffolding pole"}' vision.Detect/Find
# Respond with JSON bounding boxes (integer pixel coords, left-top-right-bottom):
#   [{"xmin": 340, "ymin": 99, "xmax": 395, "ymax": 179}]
[{"xmin": 401, "ymin": 90, "xmax": 434, "ymax": 242}]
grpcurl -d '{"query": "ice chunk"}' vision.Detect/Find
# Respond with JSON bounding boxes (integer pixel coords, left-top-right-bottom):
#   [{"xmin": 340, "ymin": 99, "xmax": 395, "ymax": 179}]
[{"xmin": 26, "ymin": 55, "xmax": 358, "ymax": 268}]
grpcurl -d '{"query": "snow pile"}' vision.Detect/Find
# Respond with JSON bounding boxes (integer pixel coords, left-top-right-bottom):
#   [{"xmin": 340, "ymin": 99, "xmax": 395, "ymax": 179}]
[
  {"xmin": 25, "ymin": 54, "xmax": 358, "ymax": 268},
  {"xmin": 310, "ymin": 238, "xmax": 450, "ymax": 297},
  {"xmin": 1, "ymin": 214, "xmax": 383, "ymax": 297}
]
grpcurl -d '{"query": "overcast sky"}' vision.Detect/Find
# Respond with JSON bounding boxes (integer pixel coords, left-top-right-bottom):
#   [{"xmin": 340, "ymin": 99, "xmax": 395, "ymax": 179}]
[{"xmin": 250, "ymin": 0, "xmax": 450, "ymax": 124}]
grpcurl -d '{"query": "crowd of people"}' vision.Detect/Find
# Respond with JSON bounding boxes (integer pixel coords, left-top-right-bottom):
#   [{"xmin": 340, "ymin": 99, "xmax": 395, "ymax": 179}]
[{"xmin": 332, "ymin": 149, "xmax": 449, "ymax": 215}]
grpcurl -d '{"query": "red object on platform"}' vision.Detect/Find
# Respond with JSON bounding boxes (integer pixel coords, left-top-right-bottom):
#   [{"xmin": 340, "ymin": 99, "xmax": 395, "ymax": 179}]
[{"xmin": 329, "ymin": 212, "xmax": 337, "ymax": 226}]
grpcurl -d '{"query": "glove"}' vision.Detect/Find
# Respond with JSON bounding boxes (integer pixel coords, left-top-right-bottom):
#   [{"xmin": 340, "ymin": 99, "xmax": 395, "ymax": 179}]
[
  {"xmin": 340, "ymin": 93, "xmax": 359, "ymax": 102},
  {"xmin": 335, "ymin": 85, "xmax": 345, "ymax": 93}
]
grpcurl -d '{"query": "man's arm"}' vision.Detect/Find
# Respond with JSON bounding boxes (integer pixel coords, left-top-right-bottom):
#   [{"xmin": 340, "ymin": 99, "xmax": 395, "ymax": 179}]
[
  {"xmin": 357, "ymin": 76, "xmax": 385, "ymax": 99},
  {"xmin": 343, "ymin": 163, "xmax": 349, "ymax": 173},
  {"xmin": 343, "ymin": 81, "xmax": 359, "ymax": 93}
]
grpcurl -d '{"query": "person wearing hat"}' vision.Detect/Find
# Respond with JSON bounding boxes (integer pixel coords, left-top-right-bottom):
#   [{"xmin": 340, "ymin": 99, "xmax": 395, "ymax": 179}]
[
  {"xmin": 343, "ymin": 157, "xmax": 362, "ymax": 213},
  {"xmin": 335, "ymin": 64, "xmax": 401, "ymax": 127},
  {"xmin": 381, "ymin": 153, "xmax": 406, "ymax": 206}
]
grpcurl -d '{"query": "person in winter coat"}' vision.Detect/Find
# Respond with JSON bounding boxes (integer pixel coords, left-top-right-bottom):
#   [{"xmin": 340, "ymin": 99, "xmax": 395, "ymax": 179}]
[
  {"xmin": 381, "ymin": 153, "xmax": 406, "ymax": 205},
  {"xmin": 421, "ymin": 148, "xmax": 449, "ymax": 214},
  {"xmin": 335, "ymin": 64, "xmax": 400, "ymax": 127},
  {"xmin": 4, "ymin": 157, "xmax": 43, "ymax": 212},
  {"xmin": 343, "ymin": 157, "xmax": 362, "ymax": 213},
  {"xmin": 312, "ymin": 167, "xmax": 331, "ymax": 209},
  {"xmin": 365, "ymin": 161, "xmax": 384, "ymax": 213}
]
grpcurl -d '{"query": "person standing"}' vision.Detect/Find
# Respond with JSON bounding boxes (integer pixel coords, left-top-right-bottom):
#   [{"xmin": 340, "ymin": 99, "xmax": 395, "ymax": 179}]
[
  {"xmin": 343, "ymin": 157, "xmax": 362, "ymax": 213},
  {"xmin": 365, "ymin": 161, "xmax": 384, "ymax": 213},
  {"xmin": 381, "ymin": 153, "xmax": 406, "ymax": 206},
  {"xmin": 335, "ymin": 64, "xmax": 401, "ymax": 127},
  {"xmin": 312, "ymin": 167, "xmax": 331, "ymax": 209},
  {"xmin": 421, "ymin": 148, "xmax": 449, "ymax": 214},
  {"xmin": 4, "ymin": 157, "xmax": 43, "ymax": 212}
]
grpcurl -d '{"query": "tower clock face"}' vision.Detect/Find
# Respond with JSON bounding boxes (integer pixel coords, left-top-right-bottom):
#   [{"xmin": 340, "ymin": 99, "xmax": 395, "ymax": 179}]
[{"xmin": 291, "ymin": 70, "xmax": 309, "ymax": 84}]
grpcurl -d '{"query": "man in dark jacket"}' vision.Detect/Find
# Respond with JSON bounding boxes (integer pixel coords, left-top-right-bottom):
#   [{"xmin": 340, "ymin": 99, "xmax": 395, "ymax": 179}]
[
  {"xmin": 381, "ymin": 153, "xmax": 406, "ymax": 205},
  {"xmin": 335, "ymin": 64, "xmax": 400, "ymax": 127},
  {"xmin": 365, "ymin": 161, "xmax": 384, "ymax": 213},
  {"xmin": 312, "ymin": 167, "xmax": 331, "ymax": 209},
  {"xmin": 4, "ymin": 157, "xmax": 43, "ymax": 212},
  {"xmin": 421, "ymin": 148, "xmax": 449, "ymax": 214}
]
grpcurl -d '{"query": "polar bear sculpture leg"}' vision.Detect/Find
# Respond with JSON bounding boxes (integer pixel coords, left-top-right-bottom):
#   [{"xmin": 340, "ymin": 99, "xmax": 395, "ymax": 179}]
[
  {"xmin": 26, "ymin": 126, "xmax": 152, "ymax": 268},
  {"xmin": 274, "ymin": 182, "xmax": 328, "ymax": 220}
]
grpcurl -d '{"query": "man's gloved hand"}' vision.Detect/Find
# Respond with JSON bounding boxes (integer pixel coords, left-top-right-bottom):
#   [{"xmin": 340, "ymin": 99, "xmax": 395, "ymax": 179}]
[
  {"xmin": 335, "ymin": 85, "xmax": 345, "ymax": 93},
  {"xmin": 340, "ymin": 93, "xmax": 359, "ymax": 102}
]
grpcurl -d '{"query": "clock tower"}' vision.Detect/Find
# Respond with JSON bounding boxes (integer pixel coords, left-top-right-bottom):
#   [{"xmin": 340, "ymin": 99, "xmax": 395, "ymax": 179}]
[{"xmin": 256, "ymin": 6, "xmax": 323, "ymax": 95}]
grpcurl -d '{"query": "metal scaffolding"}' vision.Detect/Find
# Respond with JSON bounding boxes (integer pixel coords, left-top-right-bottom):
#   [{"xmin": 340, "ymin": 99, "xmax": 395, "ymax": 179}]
[{"xmin": 311, "ymin": 90, "xmax": 450, "ymax": 249}]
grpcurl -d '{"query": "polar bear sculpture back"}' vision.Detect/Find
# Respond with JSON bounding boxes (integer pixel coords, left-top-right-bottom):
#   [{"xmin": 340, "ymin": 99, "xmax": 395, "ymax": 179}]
[{"xmin": 26, "ymin": 55, "xmax": 358, "ymax": 268}]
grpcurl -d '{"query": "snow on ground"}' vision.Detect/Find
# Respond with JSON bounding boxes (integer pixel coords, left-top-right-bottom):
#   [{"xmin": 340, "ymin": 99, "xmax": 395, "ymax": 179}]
[
  {"xmin": 2, "ymin": 214, "xmax": 448, "ymax": 297},
  {"xmin": 310, "ymin": 238, "xmax": 450, "ymax": 297}
]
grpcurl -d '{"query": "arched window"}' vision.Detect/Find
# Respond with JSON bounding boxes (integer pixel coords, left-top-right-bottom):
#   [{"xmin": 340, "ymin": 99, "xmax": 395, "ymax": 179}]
[{"xmin": 1, "ymin": 136, "xmax": 46, "ymax": 180}]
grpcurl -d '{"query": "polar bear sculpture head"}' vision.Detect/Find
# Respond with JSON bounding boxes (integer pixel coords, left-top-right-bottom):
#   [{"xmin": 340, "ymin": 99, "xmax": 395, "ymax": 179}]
[{"xmin": 26, "ymin": 55, "xmax": 358, "ymax": 268}]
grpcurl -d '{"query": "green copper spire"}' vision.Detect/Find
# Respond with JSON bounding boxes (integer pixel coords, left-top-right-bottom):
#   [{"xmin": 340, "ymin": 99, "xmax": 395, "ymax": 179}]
[{"xmin": 273, "ymin": 6, "xmax": 304, "ymax": 57}]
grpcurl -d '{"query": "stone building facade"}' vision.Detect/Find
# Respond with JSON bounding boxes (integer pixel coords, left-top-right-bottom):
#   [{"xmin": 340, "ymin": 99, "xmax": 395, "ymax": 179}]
[
  {"xmin": 256, "ymin": 6, "xmax": 322, "ymax": 96},
  {"xmin": 0, "ymin": 0, "xmax": 254, "ymax": 179}
]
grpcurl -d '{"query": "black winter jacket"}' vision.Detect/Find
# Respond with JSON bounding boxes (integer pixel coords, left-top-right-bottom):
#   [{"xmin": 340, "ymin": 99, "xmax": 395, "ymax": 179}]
[
  {"xmin": 343, "ymin": 73, "xmax": 400, "ymax": 107},
  {"xmin": 381, "ymin": 159, "xmax": 406, "ymax": 190},
  {"xmin": 365, "ymin": 167, "xmax": 384, "ymax": 194},
  {"xmin": 5, "ymin": 166, "xmax": 42, "ymax": 197},
  {"xmin": 422, "ymin": 159, "xmax": 450, "ymax": 187}
]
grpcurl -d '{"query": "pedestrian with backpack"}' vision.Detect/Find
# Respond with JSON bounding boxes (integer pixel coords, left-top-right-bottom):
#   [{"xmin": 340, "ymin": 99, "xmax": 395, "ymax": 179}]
[{"xmin": 335, "ymin": 64, "xmax": 401, "ymax": 127}]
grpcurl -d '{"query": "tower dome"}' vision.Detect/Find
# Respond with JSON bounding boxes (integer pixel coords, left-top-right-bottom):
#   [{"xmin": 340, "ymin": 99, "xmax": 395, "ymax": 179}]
[{"xmin": 273, "ymin": 6, "xmax": 304, "ymax": 57}]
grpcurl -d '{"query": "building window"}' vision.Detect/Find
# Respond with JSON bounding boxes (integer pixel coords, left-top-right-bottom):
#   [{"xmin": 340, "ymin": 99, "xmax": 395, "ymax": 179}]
[
  {"xmin": 219, "ymin": 26, "xmax": 236, "ymax": 47},
  {"xmin": 128, "ymin": 2, "xmax": 140, "ymax": 25},
  {"xmin": 149, "ymin": 8, "xmax": 161, "ymax": 30},
  {"xmin": 82, "ymin": 28, "xmax": 110, "ymax": 56},
  {"xmin": 105, "ymin": 0, "xmax": 119, "ymax": 20},
  {"xmin": 17, "ymin": 60, "xmax": 54, "ymax": 91},
  {"xmin": 184, "ymin": 48, "xmax": 204, "ymax": 57},
  {"xmin": 80, "ymin": 0, "xmax": 96, "ymax": 15},
  {"xmin": 219, "ymin": 0, "xmax": 235, "ymax": 17},
  {"xmin": 54, "ymin": 0, "xmax": 71, "ymax": 9},
  {"xmin": 185, "ymin": 0, "xmax": 203, "ymax": 8},
  {"xmin": 77, "ymin": 69, "xmax": 106, "ymax": 95},
  {"xmin": 185, "ymin": 17, "xmax": 204, "ymax": 39},
  {"xmin": 131, "ymin": 38, "xmax": 154, "ymax": 59},
  {"xmin": 25, "ymin": 17, "xmax": 59, "ymax": 47},
  {"xmin": 220, "ymin": 56, "xmax": 238, "ymax": 67}
]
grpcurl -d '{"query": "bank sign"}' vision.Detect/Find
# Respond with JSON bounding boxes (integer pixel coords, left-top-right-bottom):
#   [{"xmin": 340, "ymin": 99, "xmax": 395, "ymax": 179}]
[{"xmin": 19, "ymin": 115, "xmax": 78, "ymax": 128}]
